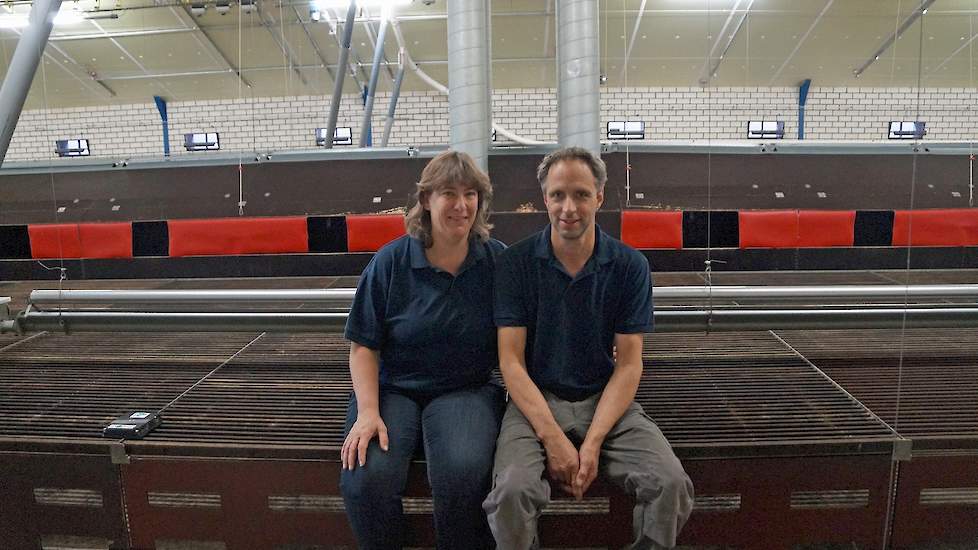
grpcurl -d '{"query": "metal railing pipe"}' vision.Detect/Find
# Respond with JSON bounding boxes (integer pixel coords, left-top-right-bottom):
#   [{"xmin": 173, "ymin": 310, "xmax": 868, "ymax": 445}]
[
  {"xmin": 15, "ymin": 311, "xmax": 348, "ymax": 333},
  {"xmin": 8, "ymin": 306, "xmax": 978, "ymax": 335},
  {"xmin": 28, "ymin": 285, "xmax": 978, "ymax": 308},
  {"xmin": 29, "ymin": 289, "xmax": 357, "ymax": 306}
]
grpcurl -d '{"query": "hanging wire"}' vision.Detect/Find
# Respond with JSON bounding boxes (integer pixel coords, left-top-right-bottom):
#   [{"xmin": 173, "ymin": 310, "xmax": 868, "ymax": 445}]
[
  {"xmin": 35, "ymin": 14, "xmax": 69, "ymax": 324},
  {"xmin": 893, "ymin": 1, "xmax": 928, "ymax": 435},
  {"xmin": 238, "ymin": 0, "xmax": 247, "ymax": 216},
  {"xmin": 704, "ymin": 0, "xmax": 715, "ymax": 332},
  {"xmin": 889, "ymin": 0, "xmax": 903, "ymax": 84},
  {"xmin": 623, "ymin": 0, "xmax": 630, "ymax": 210}
]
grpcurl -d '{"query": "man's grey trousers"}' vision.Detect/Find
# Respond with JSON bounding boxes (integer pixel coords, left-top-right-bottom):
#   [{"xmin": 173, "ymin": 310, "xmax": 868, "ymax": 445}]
[{"xmin": 483, "ymin": 392, "xmax": 694, "ymax": 550}]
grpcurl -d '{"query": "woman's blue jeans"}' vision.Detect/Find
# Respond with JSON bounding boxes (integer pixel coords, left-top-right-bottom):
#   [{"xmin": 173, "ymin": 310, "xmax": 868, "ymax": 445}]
[{"xmin": 339, "ymin": 383, "xmax": 504, "ymax": 550}]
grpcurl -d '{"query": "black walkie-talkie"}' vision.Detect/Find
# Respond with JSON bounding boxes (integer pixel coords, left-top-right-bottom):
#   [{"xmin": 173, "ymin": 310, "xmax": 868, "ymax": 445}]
[{"xmin": 103, "ymin": 411, "xmax": 161, "ymax": 439}]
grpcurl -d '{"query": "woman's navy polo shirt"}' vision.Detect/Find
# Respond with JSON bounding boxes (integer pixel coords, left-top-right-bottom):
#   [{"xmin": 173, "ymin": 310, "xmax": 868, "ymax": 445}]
[
  {"xmin": 345, "ymin": 234, "xmax": 505, "ymax": 396},
  {"xmin": 493, "ymin": 226, "xmax": 653, "ymax": 402}
]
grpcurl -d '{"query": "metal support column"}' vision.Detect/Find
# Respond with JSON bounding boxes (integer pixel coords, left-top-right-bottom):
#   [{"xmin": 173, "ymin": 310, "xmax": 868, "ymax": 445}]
[
  {"xmin": 358, "ymin": 7, "xmax": 390, "ymax": 147},
  {"xmin": 556, "ymin": 0, "xmax": 600, "ymax": 155},
  {"xmin": 447, "ymin": 0, "xmax": 491, "ymax": 171},
  {"xmin": 0, "ymin": 0, "xmax": 63, "ymax": 166},
  {"xmin": 325, "ymin": 1, "xmax": 357, "ymax": 149},
  {"xmin": 381, "ymin": 50, "xmax": 407, "ymax": 147}
]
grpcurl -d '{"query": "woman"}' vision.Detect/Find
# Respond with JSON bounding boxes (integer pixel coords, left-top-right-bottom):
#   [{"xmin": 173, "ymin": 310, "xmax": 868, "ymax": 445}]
[{"xmin": 340, "ymin": 150, "xmax": 505, "ymax": 549}]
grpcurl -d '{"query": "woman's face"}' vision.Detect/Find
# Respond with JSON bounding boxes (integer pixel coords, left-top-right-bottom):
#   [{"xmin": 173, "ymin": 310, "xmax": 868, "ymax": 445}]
[{"xmin": 424, "ymin": 182, "xmax": 479, "ymax": 243}]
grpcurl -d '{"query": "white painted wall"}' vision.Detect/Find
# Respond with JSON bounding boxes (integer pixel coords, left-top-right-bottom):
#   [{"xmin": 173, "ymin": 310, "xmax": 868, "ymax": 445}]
[{"xmin": 5, "ymin": 86, "xmax": 976, "ymax": 162}]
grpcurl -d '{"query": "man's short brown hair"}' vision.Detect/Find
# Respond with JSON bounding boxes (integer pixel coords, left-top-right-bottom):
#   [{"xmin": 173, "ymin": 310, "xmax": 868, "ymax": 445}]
[{"xmin": 536, "ymin": 147, "xmax": 607, "ymax": 192}]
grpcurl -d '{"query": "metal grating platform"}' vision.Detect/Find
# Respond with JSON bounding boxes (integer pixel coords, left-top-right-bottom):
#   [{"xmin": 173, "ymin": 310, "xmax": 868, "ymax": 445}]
[
  {"xmin": 776, "ymin": 327, "xmax": 978, "ymax": 445},
  {"xmin": 641, "ymin": 332, "xmax": 897, "ymax": 455},
  {"xmin": 0, "ymin": 332, "xmax": 261, "ymax": 442}
]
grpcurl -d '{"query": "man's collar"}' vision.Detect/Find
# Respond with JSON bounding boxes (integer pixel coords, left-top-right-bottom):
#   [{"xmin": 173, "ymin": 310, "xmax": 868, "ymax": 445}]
[{"xmin": 534, "ymin": 224, "xmax": 614, "ymax": 267}]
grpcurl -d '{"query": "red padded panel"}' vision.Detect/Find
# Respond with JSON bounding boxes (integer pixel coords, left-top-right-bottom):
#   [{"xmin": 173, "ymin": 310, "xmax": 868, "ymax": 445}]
[
  {"xmin": 798, "ymin": 210, "xmax": 855, "ymax": 247},
  {"xmin": 29, "ymin": 224, "xmax": 81, "ymax": 259},
  {"xmin": 620, "ymin": 211, "xmax": 683, "ymax": 249},
  {"xmin": 168, "ymin": 216, "xmax": 309, "ymax": 257},
  {"xmin": 346, "ymin": 214, "xmax": 406, "ymax": 252},
  {"xmin": 28, "ymin": 222, "xmax": 132, "ymax": 259},
  {"xmin": 739, "ymin": 210, "xmax": 799, "ymax": 248},
  {"xmin": 893, "ymin": 209, "xmax": 978, "ymax": 247}
]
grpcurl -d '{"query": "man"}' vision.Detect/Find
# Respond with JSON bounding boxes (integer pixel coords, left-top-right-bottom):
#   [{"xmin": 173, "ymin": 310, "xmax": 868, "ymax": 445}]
[{"xmin": 483, "ymin": 147, "xmax": 694, "ymax": 550}]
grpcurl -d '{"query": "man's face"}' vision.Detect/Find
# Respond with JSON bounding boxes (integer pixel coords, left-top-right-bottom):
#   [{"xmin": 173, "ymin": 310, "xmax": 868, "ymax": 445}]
[{"xmin": 543, "ymin": 159, "xmax": 604, "ymax": 243}]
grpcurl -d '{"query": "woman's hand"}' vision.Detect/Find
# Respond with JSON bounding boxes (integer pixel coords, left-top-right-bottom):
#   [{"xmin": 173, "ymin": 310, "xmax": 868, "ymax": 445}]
[{"xmin": 342, "ymin": 411, "xmax": 390, "ymax": 470}]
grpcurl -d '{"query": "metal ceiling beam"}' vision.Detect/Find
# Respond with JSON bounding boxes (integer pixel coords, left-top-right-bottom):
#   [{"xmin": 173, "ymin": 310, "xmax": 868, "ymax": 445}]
[
  {"xmin": 930, "ymin": 23, "xmax": 978, "ymax": 73},
  {"xmin": 853, "ymin": 0, "xmax": 937, "ymax": 78},
  {"xmin": 0, "ymin": 5, "xmax": 116, "ymax": 100},
  {"xmin": 290, "ymin": 4, "xmax": 338, "ymax": 85},
  {"xmin": 700, "ymin": 0, "xmax": 755, "ymax": 86},
  {"xmin": 94, "ymin": 56, "xmax": 553, "ymax": 81},
  {"xmin": 698, "ymin": 0, "xmax": 742, "ymax": 84},
  {"xmin": 8, "ymin": 33, "xmax": 117, "ymax": 100},
  {"xmin": 767, "ymin": 0, "xmax": 834, "ymax": 85},
  {"xmin": 47, "ymin": 27, "xmax": 195, "ymax": 41},
  {"xmin": 87, "ymin": 18, "xmax": 179, "ymax": 99},
  {"xmin": 618, "ymin": 0, "xmax": 647, "ymax": 82},
  {"xmin": 254, "ymin": 0, "xmax": 309, "ymax": 87},
  {"xmin": 171, "ymin": 5, "xmax": 253, "ymax": 89}
]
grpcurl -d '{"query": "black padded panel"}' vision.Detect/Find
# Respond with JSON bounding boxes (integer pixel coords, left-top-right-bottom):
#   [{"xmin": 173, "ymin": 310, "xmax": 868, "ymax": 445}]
[
  {"xmin": 132, "ymin": 221, "xmax": 169, "ymax": 257},
  {"xmin": 308, "ymin": 216, "xmax": 348, "ymax": 253},
  {"xmin": 853, "ymin": 211, "xmax": 895, "ymax": 246},
  {"xmin": 682, "ymin": 211, "xmax": 739, "ymax": 248},
  {"xmin": 0, "ymin": 225, "xmax": 31, "ymax": 259}
]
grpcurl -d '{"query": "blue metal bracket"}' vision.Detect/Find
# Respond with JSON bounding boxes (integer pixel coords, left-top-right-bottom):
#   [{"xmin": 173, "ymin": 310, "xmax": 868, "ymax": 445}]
[
  {"xmin": 798, "ymin": 79, "xmax": 812, "ymax": 140},
  {"xmin": 154, "ymin": 95, "xmax": 170, "ymax": 157}
]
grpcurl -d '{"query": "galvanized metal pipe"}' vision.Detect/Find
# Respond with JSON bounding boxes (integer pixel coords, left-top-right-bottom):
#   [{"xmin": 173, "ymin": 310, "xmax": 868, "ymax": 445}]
[
  {"xmin": 358, "ymin": 9, "xmax": 389, "ymax": 147},
  {"xmin": 447, "ymin": 0, "xmax": 491, "ymax": 170},
  {"xmin": 15, "ymin": 311, "xmax": 348, "ymax": 333},
  {"xmin": 8, "ymin": 307, "xmax": 978, "ymax": 334},
  {"xmin": 556, "ymin": 0, "xmax": 600, "ymax": 155},
  {"xmin": 28, "ymin": 285, "xmax": 978, "ymax": 307},
  {"xmin": 324, "ymin": 1, "xmax": 357, "ymax": 150},
  {"xmin": 658, "ymin": 307, "xmax": 978, "ymax": 332},
  {"xmin": 29, "ymin": 288, "xmax": 357, "ymax": 306},
  {"xmin": 0, "ymin": 0, "xmax": 63, "ymax": 166},
  {"xmin": 381, "ymin": 53, "xmax": 406, "ymax": 147}
]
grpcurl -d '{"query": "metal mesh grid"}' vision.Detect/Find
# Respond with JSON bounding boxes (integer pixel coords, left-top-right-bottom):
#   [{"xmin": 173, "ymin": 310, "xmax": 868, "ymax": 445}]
[{"xmin": 1, "ymin": 270, "xmax": 973, "ymax": 454}]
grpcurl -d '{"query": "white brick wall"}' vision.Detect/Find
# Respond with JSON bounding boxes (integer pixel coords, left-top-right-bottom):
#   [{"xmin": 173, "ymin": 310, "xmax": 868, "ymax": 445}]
[{"xmin": 6, "ymin": 86, "xmax": 976, "ymax": 162}]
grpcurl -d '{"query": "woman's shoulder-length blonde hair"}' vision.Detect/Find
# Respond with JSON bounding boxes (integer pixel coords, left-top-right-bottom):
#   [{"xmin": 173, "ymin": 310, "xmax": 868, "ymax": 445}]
[{"xmin": 404, "ymin": 149, "xmax": 494, "ymax": 248}]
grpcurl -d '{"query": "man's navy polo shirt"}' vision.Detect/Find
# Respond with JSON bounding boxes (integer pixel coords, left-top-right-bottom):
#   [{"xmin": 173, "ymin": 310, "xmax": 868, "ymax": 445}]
[
  {"xmin": 494, "ymin": 226, "xmax": 653, "ymax": 402},
  {"xmin": 345, "ymin": 234, "xmax": 505, "ymax": 397}
]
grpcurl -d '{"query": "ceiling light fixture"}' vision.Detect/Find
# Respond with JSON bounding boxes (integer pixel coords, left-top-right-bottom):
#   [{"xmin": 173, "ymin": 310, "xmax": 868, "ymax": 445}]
[{"xmin": 854, "ymin": 0, "xmax": 935, "ymax": 77}]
